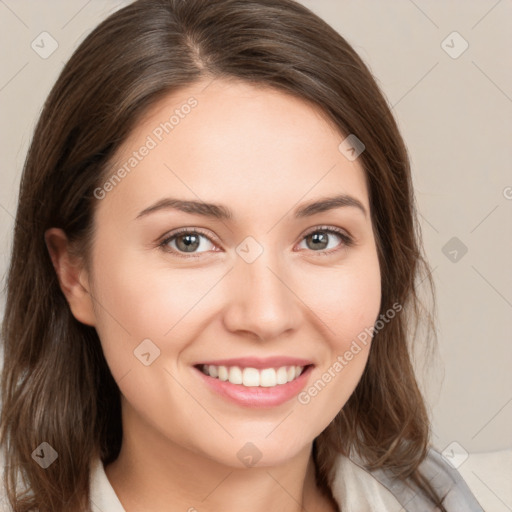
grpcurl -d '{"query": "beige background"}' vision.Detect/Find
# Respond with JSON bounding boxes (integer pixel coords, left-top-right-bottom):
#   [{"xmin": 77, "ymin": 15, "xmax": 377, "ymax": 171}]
[{"xmin": 0, "ymin": 0, "xmax": 510, "ymax": 497}]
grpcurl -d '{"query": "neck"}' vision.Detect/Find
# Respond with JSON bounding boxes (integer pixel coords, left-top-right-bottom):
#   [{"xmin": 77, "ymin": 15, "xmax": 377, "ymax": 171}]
[{"xmin": 103, "ymin": 402, "xmax": 337, "ymax": 512}]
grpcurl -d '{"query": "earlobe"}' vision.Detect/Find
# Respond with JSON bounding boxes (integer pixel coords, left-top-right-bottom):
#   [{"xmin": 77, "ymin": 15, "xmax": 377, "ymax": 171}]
[{"xmin": 44, "ymin": 228, "xmax": 96, "ymax": 327}]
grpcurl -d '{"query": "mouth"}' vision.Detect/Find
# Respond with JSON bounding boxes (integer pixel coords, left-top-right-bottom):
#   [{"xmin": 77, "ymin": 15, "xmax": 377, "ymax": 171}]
[
  {"xmin": 192, "ymin": 361, "xmax": 315, "ymax": 408},
  {"xmin": 194, "ymin": 363, "xmax": 313, "ymax": 388}
]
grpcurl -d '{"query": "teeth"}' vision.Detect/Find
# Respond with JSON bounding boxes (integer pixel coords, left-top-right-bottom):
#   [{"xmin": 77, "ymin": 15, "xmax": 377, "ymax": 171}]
[
  {"xmin": 229, "ymin": 366, "xmax": 243, "ymax": 385},
  {"xmin": 260, "ymin": 368, "xmax": 276, "ymax": 387},
  {"xmin": 243, "ymin": 367, "xmax": 260, "ymax": 387},
  {"xmin": 218, "ymin": 365, "xmax": 228, "ymax": 381},
  {"xmin": 201, "ymin": 364, "xmax": 306, "ymax": 387},
  {"xmin": 276, "ymin": 366, "xmax": 288, "ymax": 384}
]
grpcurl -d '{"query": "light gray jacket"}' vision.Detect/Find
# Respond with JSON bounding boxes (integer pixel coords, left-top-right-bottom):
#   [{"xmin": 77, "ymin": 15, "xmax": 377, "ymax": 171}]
[{"xmin": 364, "ymin": 447, "xmax": 484, "ymax": 511}]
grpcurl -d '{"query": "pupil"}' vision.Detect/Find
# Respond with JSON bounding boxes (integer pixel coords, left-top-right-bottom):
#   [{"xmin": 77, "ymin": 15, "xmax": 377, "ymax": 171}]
[
  {"xmin": 178, "ymin": 234, "xmax": 199, "ymax": 252},
  {"xmin": 309, "ymin": 232, "xmax": 327, "ymax": 250}
]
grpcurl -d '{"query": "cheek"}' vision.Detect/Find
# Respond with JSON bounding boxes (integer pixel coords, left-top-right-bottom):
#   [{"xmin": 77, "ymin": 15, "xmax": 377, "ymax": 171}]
[
  {"xmin": 293, "ymin": 251, "xmax": 381, "ymax": 412},
  {"xmin": 300, "ymin": 250, "xmax": 382, "ymax": 347},
  {"xmin": 88, "ymin": 245, "xmax": 223, "ymax": 373}
]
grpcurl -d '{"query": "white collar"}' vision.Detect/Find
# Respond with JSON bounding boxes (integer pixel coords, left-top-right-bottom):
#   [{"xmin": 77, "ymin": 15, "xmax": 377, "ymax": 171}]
[{"xmin": 89, "ymin": 457, "xmax": 125, "ymax": 512}]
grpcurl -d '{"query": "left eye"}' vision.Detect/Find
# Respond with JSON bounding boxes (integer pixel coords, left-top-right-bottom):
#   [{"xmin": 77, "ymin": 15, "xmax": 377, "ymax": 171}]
[
  {"xmin": 159, "ymin": 226, "xmax": 353, "ymax": 258},
  {"xmin": 297, "ymin": 227, "xmax": 353, "ymax": 253}
]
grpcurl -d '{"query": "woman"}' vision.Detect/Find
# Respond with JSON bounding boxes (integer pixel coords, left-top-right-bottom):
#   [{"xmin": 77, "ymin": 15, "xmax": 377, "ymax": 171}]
[{"xmin": 0, "ymin": 0, "xmax": 483, "ymax": 510}]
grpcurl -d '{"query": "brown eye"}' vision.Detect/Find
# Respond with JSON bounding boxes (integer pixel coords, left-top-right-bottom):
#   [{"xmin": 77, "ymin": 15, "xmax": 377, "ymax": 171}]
[
  {"xmin": 298, "ymin": 226, "xmax": 353, "ymax": 254},
  {"xmin": 305, "ymin": 231, "xmax": 330, "ymax": 251},
  {"xmin": 159, "ymin": 229, "xmax": 216, "ymax": 258}
]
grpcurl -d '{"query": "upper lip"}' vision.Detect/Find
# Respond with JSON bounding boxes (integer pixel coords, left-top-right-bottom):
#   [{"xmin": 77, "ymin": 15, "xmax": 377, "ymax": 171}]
[{"xmin": 194, "ymin": 356, "xmax": 314, "ymax": 369}]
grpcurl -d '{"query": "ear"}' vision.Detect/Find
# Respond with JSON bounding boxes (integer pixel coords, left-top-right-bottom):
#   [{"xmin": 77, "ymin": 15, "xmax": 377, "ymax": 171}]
[{"xmin": 44, "ymin": 227, "xmax": 96, "ymax": 326}]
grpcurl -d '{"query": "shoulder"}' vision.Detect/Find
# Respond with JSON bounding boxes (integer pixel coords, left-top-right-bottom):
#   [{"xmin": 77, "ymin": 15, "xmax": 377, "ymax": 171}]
[
  {"xmin": 331, "ymin": 446, "xmax": 485, "ymax": 511},
  {"xmin": 331, "ymin": 451, "xmax": 405, "ymax": 511},
  {"xmin": 410, "ymin": 447, "xmax": 485, "ymax": 510}
]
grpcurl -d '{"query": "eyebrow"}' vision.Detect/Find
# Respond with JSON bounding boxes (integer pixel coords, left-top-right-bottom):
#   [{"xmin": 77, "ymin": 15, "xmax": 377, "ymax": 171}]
[{"xmin": 135, "ymin": 193, "xmax": 368, "ymax": 221}]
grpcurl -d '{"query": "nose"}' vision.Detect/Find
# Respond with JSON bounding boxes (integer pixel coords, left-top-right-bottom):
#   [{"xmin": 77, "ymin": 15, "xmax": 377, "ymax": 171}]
[{"xmin": 222, "ymin": 247, "xmax": 302, "ymax": 341}]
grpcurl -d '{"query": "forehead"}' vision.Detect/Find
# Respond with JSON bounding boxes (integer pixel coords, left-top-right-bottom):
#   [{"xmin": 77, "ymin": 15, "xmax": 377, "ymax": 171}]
[{"xmin": 97, "ymin": 78, "xmax": 370, "ymax": 223}]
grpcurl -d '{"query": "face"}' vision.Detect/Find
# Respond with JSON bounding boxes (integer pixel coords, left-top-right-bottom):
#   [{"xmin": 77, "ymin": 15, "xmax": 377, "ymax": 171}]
[{"xmin": 83, "ymin": 78, "xmax": 381, "ymax": 468}]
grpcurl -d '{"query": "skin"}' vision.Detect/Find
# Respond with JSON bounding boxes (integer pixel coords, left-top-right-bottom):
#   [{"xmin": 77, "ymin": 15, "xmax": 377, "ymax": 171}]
[{"xmin": 46, "ymin": 77, "xmax": 381, "ymax": 512}]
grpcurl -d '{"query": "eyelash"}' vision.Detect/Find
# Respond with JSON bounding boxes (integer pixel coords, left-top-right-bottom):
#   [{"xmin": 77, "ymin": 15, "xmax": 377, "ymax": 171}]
[{"xmin": 158, "ymin": 225, "xmax": 354, "ymax": 259}]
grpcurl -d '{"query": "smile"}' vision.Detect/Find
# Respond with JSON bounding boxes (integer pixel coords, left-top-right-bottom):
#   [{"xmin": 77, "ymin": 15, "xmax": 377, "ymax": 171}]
[
  {"xmin": 198, "ymin": 364, "xmax": 306, "ymax": 387},
  {"xmin": 193, "ymin": 362, "xmax": 314, "ymax": 408}
]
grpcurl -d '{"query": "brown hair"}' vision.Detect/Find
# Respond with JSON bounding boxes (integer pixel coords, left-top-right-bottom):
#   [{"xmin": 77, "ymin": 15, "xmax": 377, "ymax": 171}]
[{"xmin": 0, "ymin": 0, "xmax": 444, "ymax": 510}]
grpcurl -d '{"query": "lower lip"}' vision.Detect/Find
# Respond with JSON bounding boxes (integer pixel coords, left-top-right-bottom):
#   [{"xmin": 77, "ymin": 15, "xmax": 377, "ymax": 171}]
[{"xmin": 193, "ymin": 365, "xmax": 314, "ymax": 408}]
